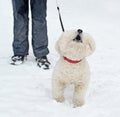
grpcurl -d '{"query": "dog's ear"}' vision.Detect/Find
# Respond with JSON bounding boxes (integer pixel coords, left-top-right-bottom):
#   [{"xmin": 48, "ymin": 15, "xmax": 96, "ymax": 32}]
[
  {"xmin": 55, "ymin": 32, "xmax": 64, "ymax": 54},
  {"xmin": 84, "ymin": 34, "xmax": 96, "ymax": 56},
  {"xmin": 55, "ymin": 40, "xmax": 60, "ymax": 53}
]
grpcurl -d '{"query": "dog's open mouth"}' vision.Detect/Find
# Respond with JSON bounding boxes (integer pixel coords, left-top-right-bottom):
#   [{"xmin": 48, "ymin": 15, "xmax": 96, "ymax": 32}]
[{"xmin": 73, "ymin": 35, "xmax": 82, "ymax": 43}]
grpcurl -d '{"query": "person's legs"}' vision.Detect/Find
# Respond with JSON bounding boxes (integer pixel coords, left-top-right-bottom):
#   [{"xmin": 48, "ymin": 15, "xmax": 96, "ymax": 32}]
[
  {"xmin": 12, "ymin": 0, "xmax": 29, "ymax": 56},
  {"xmin": 30, "ymin": 0, "xmax": 49, "ymax": 58}
]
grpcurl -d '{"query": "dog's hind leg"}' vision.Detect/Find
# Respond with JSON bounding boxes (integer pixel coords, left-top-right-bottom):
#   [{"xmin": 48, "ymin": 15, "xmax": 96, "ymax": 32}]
[{"xmin": 52, "ymin": 79, "xmax": 66, "ymax": 102}]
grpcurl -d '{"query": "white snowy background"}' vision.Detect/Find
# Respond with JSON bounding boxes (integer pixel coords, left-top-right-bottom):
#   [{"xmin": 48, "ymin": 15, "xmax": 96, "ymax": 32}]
[{"xmin": 0, "ymin": 0, "xmax": 120, "ymax": 117}]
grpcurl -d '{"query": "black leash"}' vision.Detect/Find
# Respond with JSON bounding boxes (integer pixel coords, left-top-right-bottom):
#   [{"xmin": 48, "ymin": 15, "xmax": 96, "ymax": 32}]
[{"xmin": 56, "ymin": 0, "xmax": 65, "ymax": 32}]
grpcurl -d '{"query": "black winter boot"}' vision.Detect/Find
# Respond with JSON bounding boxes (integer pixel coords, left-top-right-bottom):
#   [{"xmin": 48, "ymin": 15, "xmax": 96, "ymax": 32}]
[
  {"xmin": 36, "ymin": 56, "xmax": 50, "ymax": 70},
  {"xmin": 11, "ymin": 55, "xmax": 27, "ymax": 65}
]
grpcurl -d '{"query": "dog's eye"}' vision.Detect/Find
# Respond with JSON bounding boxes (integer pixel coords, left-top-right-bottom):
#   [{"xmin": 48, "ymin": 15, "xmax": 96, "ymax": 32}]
[{"xmin": 73, "ymin": 35, "xmax": 82, "ymax": 43}]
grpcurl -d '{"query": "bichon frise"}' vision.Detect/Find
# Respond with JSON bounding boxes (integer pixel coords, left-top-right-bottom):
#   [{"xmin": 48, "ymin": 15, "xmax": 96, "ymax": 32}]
[{"xmin": 52, "ymin": 29, "xmax": 95, "ymax": 107}]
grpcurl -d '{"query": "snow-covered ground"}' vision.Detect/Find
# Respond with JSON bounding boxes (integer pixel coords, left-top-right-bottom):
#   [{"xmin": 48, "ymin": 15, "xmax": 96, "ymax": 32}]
[{"xmin": 0, "ymin": 0, "xmax": 120, "ymax": 117}]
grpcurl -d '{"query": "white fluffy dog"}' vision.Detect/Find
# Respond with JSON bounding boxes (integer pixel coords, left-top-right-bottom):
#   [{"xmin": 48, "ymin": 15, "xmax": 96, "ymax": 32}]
[{"xmin": 52, "ymin": 29, "xmax": 95, "ymax": 107}]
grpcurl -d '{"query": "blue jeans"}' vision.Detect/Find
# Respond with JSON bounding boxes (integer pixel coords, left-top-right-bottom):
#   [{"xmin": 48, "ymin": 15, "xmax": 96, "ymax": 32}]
[{"xmin": 12, "ymin": 0, "xmax": 49, "ymax": 58}]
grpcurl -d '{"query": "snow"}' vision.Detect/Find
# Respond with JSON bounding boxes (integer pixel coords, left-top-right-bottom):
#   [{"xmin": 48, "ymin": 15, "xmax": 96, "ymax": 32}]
[{"xmin": 0, "ymin": 0, "xmax": 120, "ymax": 117}]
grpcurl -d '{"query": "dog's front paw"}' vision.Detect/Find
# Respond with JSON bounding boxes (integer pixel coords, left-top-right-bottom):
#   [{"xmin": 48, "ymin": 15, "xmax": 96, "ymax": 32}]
[
  {"xmin": 73, "ymin": 99, "xmax": 85, "ymax": 107},
  {"xmin": 54, "ymin": 96, "xmax": 65, "ymax": 103}
]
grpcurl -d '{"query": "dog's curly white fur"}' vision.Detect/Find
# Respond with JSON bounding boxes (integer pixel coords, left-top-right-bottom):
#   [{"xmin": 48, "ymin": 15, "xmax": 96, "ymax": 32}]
[{"xmin": 52, "ymin": 30, "xmax": 95, "ymax": 107}]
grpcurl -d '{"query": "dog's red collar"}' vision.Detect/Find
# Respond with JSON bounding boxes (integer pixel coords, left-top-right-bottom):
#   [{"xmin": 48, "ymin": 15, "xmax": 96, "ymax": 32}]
[{"xmin": 63, "ymin": 56, "xmax": 82, "ymax": 64}]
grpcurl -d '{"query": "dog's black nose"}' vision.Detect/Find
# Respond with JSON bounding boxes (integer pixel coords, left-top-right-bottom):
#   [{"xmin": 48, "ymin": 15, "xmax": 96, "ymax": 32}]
[
  {"xmin": 73, "ymin": 29, "xmax": 83, "ymax": 42},
  {"xmin": 77, "ymin": 29, "xmax": 83, "ymax": 34}
]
